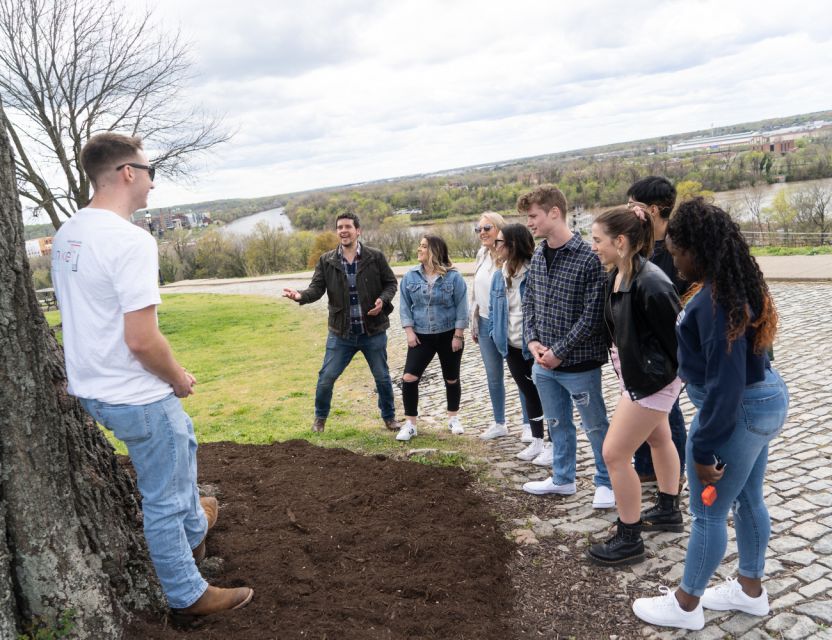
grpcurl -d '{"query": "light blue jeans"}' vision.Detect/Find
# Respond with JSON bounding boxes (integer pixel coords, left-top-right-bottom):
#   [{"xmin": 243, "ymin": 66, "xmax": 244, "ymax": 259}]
[
  {"xmin": 81, "ymin": 394, "xmax": 208, "ymax": 609},
  {"xmin": 680, "ymin": 368, "xmax": 789, "ymax": 596},
  {"xmin": 478, "ymin": 316, "xmax": 529, "ymax": 425},
  {"xmin": 315, "ymin": 330, "xmax": 395, "ymax": 421},
  {"xmin": 531, "ymin": 364, "xmax": 611, "ymax": 488}
]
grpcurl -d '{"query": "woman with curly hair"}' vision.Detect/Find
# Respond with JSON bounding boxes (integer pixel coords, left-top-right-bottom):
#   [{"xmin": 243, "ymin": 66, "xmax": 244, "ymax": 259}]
[{"xmin": 633, "ymin": 198, "xmax": 789, "ymax": 631}]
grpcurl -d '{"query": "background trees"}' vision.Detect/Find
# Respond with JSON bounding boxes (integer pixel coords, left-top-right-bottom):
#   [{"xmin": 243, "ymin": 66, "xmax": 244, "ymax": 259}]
[{"xmin": 0, "ymin": 0, "xmax": 229, "ymax": 229}]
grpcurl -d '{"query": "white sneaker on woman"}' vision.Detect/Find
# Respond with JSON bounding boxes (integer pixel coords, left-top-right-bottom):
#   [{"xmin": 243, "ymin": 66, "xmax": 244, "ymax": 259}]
[
  {"xmin": 516, "ymin": 438, "xmax": 544, "ymax": 461},
  {"xmin": 479, "ymin": 422, "xmax": 508, "ymax": 440},
  {"xmin": 520, "ymin": 423, "xmax": 532, "ymax": 443},
  {"xmin": 701, "ymin": 577, "xmax": 769, "ymax": 616},
  {"xmin": 530, "ymin": 442, "xmax": 553, "ymax": 466},
  {"xmin": 396, "ymin": 420, "xmax": 417, "ymax": 441},
  {"xmin": 632, "ymin": 586, "xmax": 704, "ymax": 630},
  {"xmin": 448, "ymin": 416, "xmax": 464, "ymax": 435}
]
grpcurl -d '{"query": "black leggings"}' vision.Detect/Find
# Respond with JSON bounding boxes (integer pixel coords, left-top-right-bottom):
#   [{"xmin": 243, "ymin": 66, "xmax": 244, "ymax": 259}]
[
  {"xmin": 402, "ymin": 330, "xmax": 463, "ymax": 416},
  {"xmin": 505, "ymin": 346, "xmax": 546, "ymax": 439}
]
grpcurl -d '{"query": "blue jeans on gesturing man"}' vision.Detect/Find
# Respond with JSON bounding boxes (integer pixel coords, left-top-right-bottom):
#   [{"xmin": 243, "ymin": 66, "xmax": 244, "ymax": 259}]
[
  {"xmin": 531, "ymin": 364, "xmax": 611, "ymax": 489},
  {"xmin": 80, "ymin": 394, "xmax": 209, "ymax": 609},
  {"xmin": 314, "ymin": 330, "xmax": 396, "ymax": 421}
]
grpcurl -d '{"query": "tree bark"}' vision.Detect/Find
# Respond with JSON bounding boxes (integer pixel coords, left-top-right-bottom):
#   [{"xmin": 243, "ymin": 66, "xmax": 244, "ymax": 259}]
[{"xmin": 0, "ymin": 104, "xmax": 163, "ymax": 637}]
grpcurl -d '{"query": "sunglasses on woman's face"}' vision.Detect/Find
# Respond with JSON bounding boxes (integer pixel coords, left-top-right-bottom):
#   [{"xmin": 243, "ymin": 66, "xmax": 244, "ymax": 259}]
[{"xmin": 474, "ymin": 224, "xmax": 494, "ymax": 233}]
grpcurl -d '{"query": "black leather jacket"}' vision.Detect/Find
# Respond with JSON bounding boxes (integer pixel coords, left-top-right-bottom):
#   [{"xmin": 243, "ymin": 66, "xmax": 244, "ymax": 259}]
[
  {"xmin": 299, "ymin": 243, "xmax": 398, "ymax": 338},
  {"xmin": 604, "ymin": 257, "xmax": 681, "ymax": 400}
]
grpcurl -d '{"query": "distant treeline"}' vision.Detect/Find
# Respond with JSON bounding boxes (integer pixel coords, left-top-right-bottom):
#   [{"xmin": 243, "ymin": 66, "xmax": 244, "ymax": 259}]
[{"xmin": 284, "ymin": 134, "xmax": 832, "ymax": 230}]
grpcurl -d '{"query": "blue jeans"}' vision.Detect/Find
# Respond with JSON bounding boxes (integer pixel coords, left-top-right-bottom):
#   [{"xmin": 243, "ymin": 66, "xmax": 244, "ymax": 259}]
[
  {"xmin": 531, "ymin": 364, "xmax": 611, "ymax": 489},
  {"xmin": 633, "ymin": 397, "xmax": 687, "ymax": 476},
  {"xmin": 81, "ymin": 394, "xmax": 208, "ymax": 609},
  {"xmin": 315, "ymin": 330, "xmax": 395, "ymax": 420},
  {"xmin": 478, "ymin": 316, "xmax": 529, "ymax": 425},
  {"xmin": 680, "ymin": 368, "xmax": 789, "ymax": 596}
]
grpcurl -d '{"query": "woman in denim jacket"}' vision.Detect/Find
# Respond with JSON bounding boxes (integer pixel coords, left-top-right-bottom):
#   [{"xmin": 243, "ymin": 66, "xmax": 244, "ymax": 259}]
[
  {"xmin": 488, "ymin": 224, "xmax": 547, "ymax": 462},
  {"xmin": 633, "ymin": 199, "xmax": 789, "ymax": 631},
  {"xmin": 397, "ymin": 235, "xmax": 469, "ymax": 441}
]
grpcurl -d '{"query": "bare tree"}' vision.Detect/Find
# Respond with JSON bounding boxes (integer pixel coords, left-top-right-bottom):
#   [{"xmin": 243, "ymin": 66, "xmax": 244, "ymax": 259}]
[
  {"xmin": 0, "ymin": 0, "xmax": 229, "ymax": 229},
  {"xmin": 793, "ymin": 185, "xmax": 832, "ymax": 245},
  {"xmin": 742, "ymin": 185, "xmax": 766, "ymax": 232}
]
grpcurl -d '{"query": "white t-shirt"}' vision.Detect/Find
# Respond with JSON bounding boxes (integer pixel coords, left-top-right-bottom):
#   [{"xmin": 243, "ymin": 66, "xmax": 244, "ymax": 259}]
[
  {"xmin": 474, "ymin": 251, "xmax": 496, "ymax": 319},
  {"xmin": 51, "ymin": 208, "xmax": 171, "ymax": 405},
  {"xmin": 504, "ymin": 263, "xmax": 529, "ymax": 349}
]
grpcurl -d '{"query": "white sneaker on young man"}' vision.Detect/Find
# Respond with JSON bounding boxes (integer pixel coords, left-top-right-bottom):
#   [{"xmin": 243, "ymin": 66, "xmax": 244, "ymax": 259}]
[
  {"xmin": 479, "ymin": 422, "xmax": 509, "ymax": 440},
  {"xmin": 520, "ymin": 423, "xmax": 533, "ymax": 443},
  {"xmin": 530, "ymin": 441, "xmax": 553, "ymax": 466},
  {"xmin": 701, "ymin": 577, "xmax": 769, "ymax": 616},
  {"xmin": 395, "ymin": 421, "xmax": 417, "ymax": 442},
  {"xmin": 448, "ymin": 416, "xmax": 464, "ymax": 435},
  {"xmin": 632, "ymin": 586, "xmax": 704, "ymax": 631},
  {"xmin": 521, "ymin": 478, "xmax": 576, "ymax": 496},
  {"xmin": 592, "ymin": 485, "xmax": 616, "ymax": 509},
  {"xmin": 516, "ymin": 438, "xmax": 544, "ymax": 461}
]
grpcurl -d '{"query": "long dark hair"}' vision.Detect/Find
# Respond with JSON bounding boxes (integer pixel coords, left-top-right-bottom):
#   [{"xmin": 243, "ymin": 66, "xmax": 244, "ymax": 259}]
[
  {"xmin": 667, "ymin": 198, "xmax": 777, "ymax": 353},
  {"xmin": 422, "ymin": 234, "xmax": 453, "ymax": 276},
  {"xmin": 594, "ymin": 205, "xmax": 654, "ymax": 283},
  {"xmin": 501, "ymin": 224, "xmax": 534, "ymax": 286}
]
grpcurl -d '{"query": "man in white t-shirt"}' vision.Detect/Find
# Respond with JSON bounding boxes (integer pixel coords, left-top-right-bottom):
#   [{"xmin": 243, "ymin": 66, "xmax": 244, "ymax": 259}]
[{"xmin": 51, "ymin": 133, "xmax": 252, "ymax": 618}]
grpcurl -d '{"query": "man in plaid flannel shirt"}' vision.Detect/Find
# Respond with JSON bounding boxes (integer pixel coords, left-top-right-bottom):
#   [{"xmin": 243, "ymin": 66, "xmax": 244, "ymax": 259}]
[{"xmin": 518, "ymin": 186, "xmax": 615, "ymax": 510}]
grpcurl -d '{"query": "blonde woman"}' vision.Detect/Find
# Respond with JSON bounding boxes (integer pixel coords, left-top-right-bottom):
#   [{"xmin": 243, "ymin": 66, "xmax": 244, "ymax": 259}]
[
  {"xmin": 397, "ymin": 235, "xmax": 469, "ymax": 441},
  {"xmin": 471, "ymin": 212, "xmax": 530, "ymax": 440}
]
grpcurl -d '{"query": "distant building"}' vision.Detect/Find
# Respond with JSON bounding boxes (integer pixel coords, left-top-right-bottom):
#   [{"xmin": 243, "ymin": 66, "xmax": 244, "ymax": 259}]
[
  {"xmin": 668, "ymin": 121, "xmax": 831, "ymax": 154},
  {"xmin": 25, "ymin": 236, "xmax": 53, "ymax": 258}
]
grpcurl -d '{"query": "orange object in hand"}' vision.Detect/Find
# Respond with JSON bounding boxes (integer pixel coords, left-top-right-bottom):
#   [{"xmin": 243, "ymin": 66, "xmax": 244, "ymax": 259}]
[{"xmin": 701, "ymin": 485, "xmax": 717, "ymax": 506}]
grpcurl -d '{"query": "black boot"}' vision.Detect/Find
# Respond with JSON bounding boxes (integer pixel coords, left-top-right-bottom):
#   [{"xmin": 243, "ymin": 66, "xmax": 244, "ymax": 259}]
[
  {"xmin": 586, "ymin": 519, "xmax": 645, "ymax": 566},
  {"xmin": 641, "ymin": 491, "xmax": 683, "ymax": 533}
]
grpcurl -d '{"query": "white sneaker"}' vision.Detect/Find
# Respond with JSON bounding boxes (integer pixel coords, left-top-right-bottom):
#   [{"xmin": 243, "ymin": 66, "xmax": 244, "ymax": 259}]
[
  {"xmin": 479, "ymin": 422, "xmax": 509, "ymax": 440},
  {"xmin": 531, "ymin": 442, "xmax": 553, "ymax": 466},
  {"xmin": 592, "ymin": 485, "xmax": 616, "ymax": 509},
  {"xmin": 632, "ymin": 586, "xmax": 704, "ymax": 631},
  {"xmin": 520, "ymin": 423, "xmax": 533, "ymax": 443},
  {"xmin": 522, "ymin": 478, "xmax": 576, "ymax": 496},
  {"xmin": 701, "ymin": 577, "xmax": 769, "ymax": 616},
  {"xmin": 395, "ymin": 420, "xmax": 417, "ymax": 442},
  {"xmin": 448, "ymin": 416, "xmax": 464, "ymax": 435},
  {"xmin": 516, "ymin": 438, "xmax": 544, "ymax": 461}
]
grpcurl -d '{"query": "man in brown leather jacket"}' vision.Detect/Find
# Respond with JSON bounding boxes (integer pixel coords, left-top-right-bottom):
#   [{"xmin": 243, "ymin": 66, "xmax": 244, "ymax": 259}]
[{"xmin": 283, "ymin": 213, "xmax": 399, "ymax": 432}]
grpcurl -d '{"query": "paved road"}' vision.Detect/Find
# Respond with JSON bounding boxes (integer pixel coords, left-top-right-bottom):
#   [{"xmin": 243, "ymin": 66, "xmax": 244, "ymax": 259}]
[{"xmin": 163, "ymin": 277, "xmax": 832, "ymax": 638}]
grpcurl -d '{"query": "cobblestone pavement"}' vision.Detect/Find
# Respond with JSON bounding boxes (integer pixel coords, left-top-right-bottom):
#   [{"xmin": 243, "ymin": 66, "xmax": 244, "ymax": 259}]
[{"xmin": 166, "ymin": 278, "xmax": 832, "ymax": 639}]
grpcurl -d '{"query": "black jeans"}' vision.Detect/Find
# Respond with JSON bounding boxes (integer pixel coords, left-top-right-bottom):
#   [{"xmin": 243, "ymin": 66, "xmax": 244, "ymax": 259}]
[
  {"xmin": 505, "ymin": 346, "xmax": 545, "ymax": 439},
  {"xmin": 402, "ymin": 330, "xmax": 463, "ymax": 416}
]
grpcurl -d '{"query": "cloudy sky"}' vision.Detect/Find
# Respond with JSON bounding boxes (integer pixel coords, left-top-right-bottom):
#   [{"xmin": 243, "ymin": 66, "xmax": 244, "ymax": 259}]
[{"xmin": 139, "ymin": 0, "xmax": 830, "ymax": 209}]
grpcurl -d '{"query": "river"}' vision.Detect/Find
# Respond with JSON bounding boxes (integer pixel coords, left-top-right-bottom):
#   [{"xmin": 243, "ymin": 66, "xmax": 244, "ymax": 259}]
[{"xmin": 220, "ymin": 207, "xmax": 293, "ymax": 235}]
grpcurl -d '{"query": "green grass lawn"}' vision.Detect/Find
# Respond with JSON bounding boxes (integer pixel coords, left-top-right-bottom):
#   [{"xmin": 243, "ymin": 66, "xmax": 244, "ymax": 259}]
[
  {"xmin": 751, "ymin": 245, "xmax": 832, "ymax": 256},
  {"xmin": 46, "ymin": 294, "xmax": 485, "ymax": 466}
]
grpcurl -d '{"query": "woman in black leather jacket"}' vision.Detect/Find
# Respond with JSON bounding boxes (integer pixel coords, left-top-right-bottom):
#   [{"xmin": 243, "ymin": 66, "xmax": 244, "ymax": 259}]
[{"xmin": 586, "ymin": 204, "xmax": 683, "ymax": 567}]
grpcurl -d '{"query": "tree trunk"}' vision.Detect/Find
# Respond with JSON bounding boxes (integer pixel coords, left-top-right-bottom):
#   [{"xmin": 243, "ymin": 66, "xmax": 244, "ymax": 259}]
[{"xmin": 0, "ymin": 106, "xmax": 163, "ymax": 637}]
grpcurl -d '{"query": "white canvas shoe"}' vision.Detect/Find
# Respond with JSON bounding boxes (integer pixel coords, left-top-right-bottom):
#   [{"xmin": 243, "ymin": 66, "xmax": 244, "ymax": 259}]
[
  {"xmin": 520, "ymin": 423, "xmax": 533, "ymax": 443},
  {"xmin": 701, "ymin": 578, "xmax": 769, "ymax": 616},
  {"xmin": 632, "ymin": 587, "xmax": 704, "ymax": 631},
  {"xmin": 479, "ymin": 422, "xmax": 509, "ymax": 440},
  {"xmin": 521, "ymin": 478, "xmax": 576, "ymax": 496},
  {"xmin": 592, "ymin": 486, "xmax": 616, "ymax": 509},
  {"xmin": 516, "ymin": 438, "xmax": 544, "ymax": 461},
  {"xmin": 530, "ymin": 442, "xmax": 553, "ymax": 466},
  {"xmin": 448, "ymin": 416, "xmax": 464, "ymax": 435},
  {"xmin": 395, "ymin": 420, "xmax": 417, "ymax": 442}
]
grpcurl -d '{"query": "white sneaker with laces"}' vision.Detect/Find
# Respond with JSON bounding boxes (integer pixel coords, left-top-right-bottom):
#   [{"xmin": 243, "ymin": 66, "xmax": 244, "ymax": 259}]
[
  {"xmin": 701, "ymin": 577, "xmax": 769, "ymax": 616},
  {"xmin": 520, "ymin": 423, "xmax": 533, "ymax": 443},
  {"xmin": 592, "ymin": 485, "xmax": 616, "ymax": 509},
  {"xmin": 396, "ymin": 420, "xmax": 417, "ymax": 442},
  {"xmin": 521, "ymin": 478, "xmax": 576, "ymax": 496},
  {"xmin": 448, "ymin": 416, "xmax": 464, "ymax": 435},
  {"xmin": 516, "ymin": 438, "xmax": 544, "ymax": 461},
  {"xmin": 531, "ymin": 442, "xmax": 553, "ymax": 466},
  {"xmin": 632, "ymin": 586, "xmax": 704, "ymax": 631},
  {"xmin": 479, "ymin": 422, "xmax": 509, "ymax": 440}
]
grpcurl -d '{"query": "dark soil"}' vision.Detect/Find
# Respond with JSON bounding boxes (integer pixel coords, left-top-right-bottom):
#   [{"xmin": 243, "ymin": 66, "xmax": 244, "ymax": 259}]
[{"xmin": 126, "ymin": 440, "xmax": 515, "ymax": 640}]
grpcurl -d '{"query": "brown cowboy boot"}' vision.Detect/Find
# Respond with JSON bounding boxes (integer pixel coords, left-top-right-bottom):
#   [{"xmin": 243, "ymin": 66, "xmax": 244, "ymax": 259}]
[
  {"xmin": 192, "ymin": 496, "xmax": 218, "ymax": 563},
  {"xmin": 170, "ymin": 585, "xmax": 254, "ymax": 624}
]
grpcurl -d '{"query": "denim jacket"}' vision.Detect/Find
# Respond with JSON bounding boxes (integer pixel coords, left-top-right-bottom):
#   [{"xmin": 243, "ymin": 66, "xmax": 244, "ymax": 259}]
[
  {"xmin": 489, "ymin": 269, "xmax": 531, "ymax": 360},
  {"xmin": 399, "ymin": 266, "xmax": 469, "ymax": 334}
]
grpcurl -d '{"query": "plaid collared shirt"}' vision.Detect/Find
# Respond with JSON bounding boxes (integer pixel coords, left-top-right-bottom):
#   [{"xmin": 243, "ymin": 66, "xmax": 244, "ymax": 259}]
[
  {"xmin": 522, "ymin": 232, "xmax": 608, "ymax": 367},
  {"xmin": 339, "ymin": 242, "xmax": 365, "ymax": 335}
]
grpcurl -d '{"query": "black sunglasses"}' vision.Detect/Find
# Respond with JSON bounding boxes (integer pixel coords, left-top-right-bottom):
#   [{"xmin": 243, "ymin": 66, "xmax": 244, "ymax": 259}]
[
  {"xmin": 474, "ymin": 224, "xmax": 494, "ymax": 233},
  {"xmin": 116, "ymin": 162, "xmax": 156, "ymax": 181}
]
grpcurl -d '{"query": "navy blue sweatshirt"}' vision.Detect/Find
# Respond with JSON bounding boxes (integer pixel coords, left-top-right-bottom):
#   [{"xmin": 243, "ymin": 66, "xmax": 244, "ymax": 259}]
[{"xmin": 676, "ymin": 283, "xmax": 769, "ymax": 465}]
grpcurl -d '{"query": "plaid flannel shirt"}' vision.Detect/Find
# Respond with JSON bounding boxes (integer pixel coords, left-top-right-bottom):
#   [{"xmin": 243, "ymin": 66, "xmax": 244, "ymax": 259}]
[
  {"xmin": 338, "ymin": 243, "xmax": 365, "ymax": 335},
  {"xmin": 522, "ymin": 232, "xmax": 608, "ymax": 367}
]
